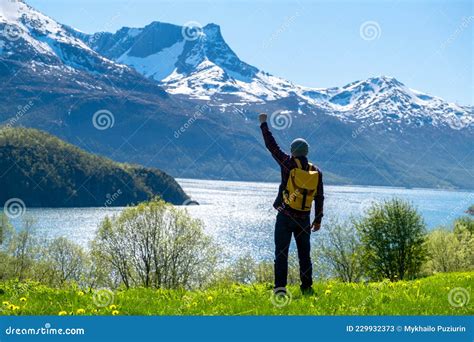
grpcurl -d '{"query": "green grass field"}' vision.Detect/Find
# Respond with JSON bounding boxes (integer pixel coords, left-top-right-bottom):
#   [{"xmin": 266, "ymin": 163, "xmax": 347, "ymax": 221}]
[{"xmin": 1, "ymin": 272, "xmax": 472, "ymax": 316}]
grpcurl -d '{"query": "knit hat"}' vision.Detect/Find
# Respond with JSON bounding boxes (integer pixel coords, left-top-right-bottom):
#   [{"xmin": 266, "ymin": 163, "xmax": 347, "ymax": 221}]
[{"xmin": 290, "ymin": 138, "xmax": 309, "ymax": 157}]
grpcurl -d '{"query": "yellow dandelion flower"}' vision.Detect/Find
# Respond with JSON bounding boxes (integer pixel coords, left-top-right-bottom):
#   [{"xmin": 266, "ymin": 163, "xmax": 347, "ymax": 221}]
[
  {"xmin": 2, "ymin": 301, "xmax": 9, "ymax": 306},
  {"xmin": 77, "ymin": 291, "xmax": 84, "ymax": 296},
  {"xmin": 58, "ymin": 311, "xmax": 68, "ymax": 316},
  {"xmin": 325, "ymin": 289, "xmax": 331, "ymax": 295},
  {"xmin": 76, "ymin": 308, "xmax": 86, "ymax": 315},
  {"xmin": 207, "ymin": 295, "xmax": 213, "ymax": 301},
  {"xmin": 12, "ymin": 305, "xmax": 20, "ymax": 311},
  {"xmin": 20, "ymin": 297, "xmax": 27, "ymax": 302},
  {"xmin": 112, "ymin": 310, "xmax": 119, "ymax": 316},
  {"xmin": 8, "ymin": 304, "xmax": 15, "ymax": 310},
  {"xmin": 109, "ymin": 304, "xmax": 117, "ymax": 310}
]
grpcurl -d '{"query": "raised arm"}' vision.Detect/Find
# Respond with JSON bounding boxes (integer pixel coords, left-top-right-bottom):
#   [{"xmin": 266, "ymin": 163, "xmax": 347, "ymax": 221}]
[{"xmin": 259, "ymin": 113, "xmax": 290, "ymax": 166}]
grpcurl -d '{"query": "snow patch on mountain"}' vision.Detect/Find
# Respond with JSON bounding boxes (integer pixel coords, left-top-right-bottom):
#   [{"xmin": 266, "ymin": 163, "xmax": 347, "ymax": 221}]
[
  {"xmin": 126, "ymin": 27, "xmax": 142, "ymax": 38},
  {"xmin": 0, "ymin": 0, "xmax": 126, "ymax": 73},
  {"xmin": 117, "ymin": 40, "xmax": 185, "ymax": 81},
  {"xmin": 312, "ymin": 76, "xmax": 473, "ymax": 129},
  {"xmin": 1, "ymin": 0, "xmax": 87, "ymax": 52}
]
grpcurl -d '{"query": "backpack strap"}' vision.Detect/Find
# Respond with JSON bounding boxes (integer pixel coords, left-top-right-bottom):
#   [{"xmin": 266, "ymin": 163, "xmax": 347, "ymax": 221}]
[{"xmin": 295, "ymin": 158, "xmax": 314, "ymax": 171}]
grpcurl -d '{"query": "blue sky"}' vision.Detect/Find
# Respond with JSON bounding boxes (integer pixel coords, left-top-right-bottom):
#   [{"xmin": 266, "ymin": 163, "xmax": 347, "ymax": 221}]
[{"xmin": 29, "ymin": 0, "xmax": 473, "ymax": 105}]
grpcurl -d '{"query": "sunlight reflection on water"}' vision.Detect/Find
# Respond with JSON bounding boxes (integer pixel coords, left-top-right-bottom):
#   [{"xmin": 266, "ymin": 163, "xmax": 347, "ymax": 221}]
[{"xmin": 9, "ymin": 178, "xmax": 473, "ymax": 263}]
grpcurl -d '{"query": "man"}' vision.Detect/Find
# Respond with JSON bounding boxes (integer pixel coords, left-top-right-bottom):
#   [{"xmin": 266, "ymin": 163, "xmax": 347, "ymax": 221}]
[{"xmin": 259, "ymin": 113, "xmax": 324, "ymax": 295}]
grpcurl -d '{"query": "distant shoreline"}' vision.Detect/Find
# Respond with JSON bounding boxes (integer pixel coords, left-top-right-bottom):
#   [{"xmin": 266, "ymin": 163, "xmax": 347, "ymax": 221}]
[{"xmin": 176, "ymin": 178, "xmax": 474, "ymax": 194}]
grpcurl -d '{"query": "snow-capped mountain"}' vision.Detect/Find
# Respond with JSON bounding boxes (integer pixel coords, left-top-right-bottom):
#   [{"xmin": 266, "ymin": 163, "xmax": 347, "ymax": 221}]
[
  {"xmin": 82, "ymin": 21, "xmax": 473, "ymax": 130},
  {"xmin": 0, "ymin": 0, "xmax": 129, "ymax": 75},
  {"xmin": 0, "ymin": 0, "xmax": 173, "ymax": 100},
  {"xmin": 1, "ymin": 1, "xmax": 473, "ymax": 189},
  {"xmin": 311, "ymin": 76, "xmax": 473, "ymax": 130}
]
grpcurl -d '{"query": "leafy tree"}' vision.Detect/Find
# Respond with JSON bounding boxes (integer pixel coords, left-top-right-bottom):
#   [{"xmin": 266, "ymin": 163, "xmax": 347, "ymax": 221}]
[
  {"xmin": 317, "ymin": 220, "xmax": 363, "ymax": 282},
  {"xmin": 453, "ymin": 217, "xmax": 474, "ymax": 269},
  {"xmin": 356, "ymin": 199, "xmax": 426, "ymax": 281},
  {"xmin": 423, "ymin": 228, "xmax": 473, "ymax": 274},
  {"xmin": 82, "ymin": 248, "xmax": 114, "ymax": 290},
  {"xmin": 8, "ymin": 217, "xmax": 38, "ymax": 281},
  {"xmin": 0, "ymin": 214, "xmax": 14, "ymax": 280},
  {"xmin": 424, "ymin": 229, "xmax": 456, "ymax": 273},
  {"xmin": 92, "ymin": 199, "xmax": 217, "ymax": 289},
  {"xmin": 44, "ymin": 237, "xmax": 87, "ymax": 286},
  {"xmin": 0, "ymin": 213, "xmax": 13, "ymax": 248},
  {"xmin": 225, "ymin": 254, "xmax": 258, "ymax": 284},
  {"xmin": 454, "ymin": 216, "xmax": 474, "ymax": 235}
]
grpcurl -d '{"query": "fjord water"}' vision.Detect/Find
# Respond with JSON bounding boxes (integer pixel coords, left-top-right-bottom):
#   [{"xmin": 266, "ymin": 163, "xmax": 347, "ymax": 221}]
[{"xmin": 9, "ymin": 179, "xmax": 472, "ymax": 262}]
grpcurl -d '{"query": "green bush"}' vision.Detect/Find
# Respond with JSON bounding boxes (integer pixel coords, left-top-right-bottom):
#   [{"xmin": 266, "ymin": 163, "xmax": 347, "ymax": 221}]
[
  {"xmin": 217, "ymin": 254, "xmax": 300, "ymax": 286},
  {"xmin": 423, "ymin": 229, "xmax": 472, "ymax": 274},
  {"xmin": 0, "ymin": 213, "xmax": 13, "ymax": 249},
  {"xmin": 92, "ymin": 199, "xmax": 217, "ymax": 290},
  {"xmin": 43, "ymin": 237, "xmax": 88, "ymax": 286},
  {"xmin": 454, "ymin": 216, "xmax": 474, "ymax": 234},
  {"xmin": 7, "ymin": 217, "xmax": 39, "ymax": 282},
  {"xmin": 316, "ymin": 220, "xmax": 363, "ymax": 282},
  {"xmin": 356, "ymin": 199, "xmax": 427, "ymax": 281}
]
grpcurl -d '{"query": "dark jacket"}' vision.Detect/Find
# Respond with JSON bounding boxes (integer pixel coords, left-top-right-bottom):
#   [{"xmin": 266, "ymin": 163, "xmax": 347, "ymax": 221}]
[{"xmin": 260, "ymin": 122, "xmax": 324, "ymax": 223}]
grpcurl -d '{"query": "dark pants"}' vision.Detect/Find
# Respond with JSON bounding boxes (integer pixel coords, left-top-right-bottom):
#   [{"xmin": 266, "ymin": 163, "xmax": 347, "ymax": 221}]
[{"xmin": 274, "ymin": 211, "xmax": 312, "ymax": 289}]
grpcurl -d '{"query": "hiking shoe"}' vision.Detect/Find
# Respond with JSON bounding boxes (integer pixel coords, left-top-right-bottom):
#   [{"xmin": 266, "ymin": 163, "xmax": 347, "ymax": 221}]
[
  {"xmin": 273, "ymin": 287, "xmax": 287, "ymax": 296},
  {"xmin": 301, "ymin": 287, "xmax": 315, "ymax": 296}
]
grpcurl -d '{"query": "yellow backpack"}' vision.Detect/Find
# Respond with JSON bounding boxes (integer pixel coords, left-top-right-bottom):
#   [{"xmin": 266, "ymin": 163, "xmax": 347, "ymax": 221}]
[{"xmin": 283, "ymin": 159, "xmax": 319, "ymax": 212}]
